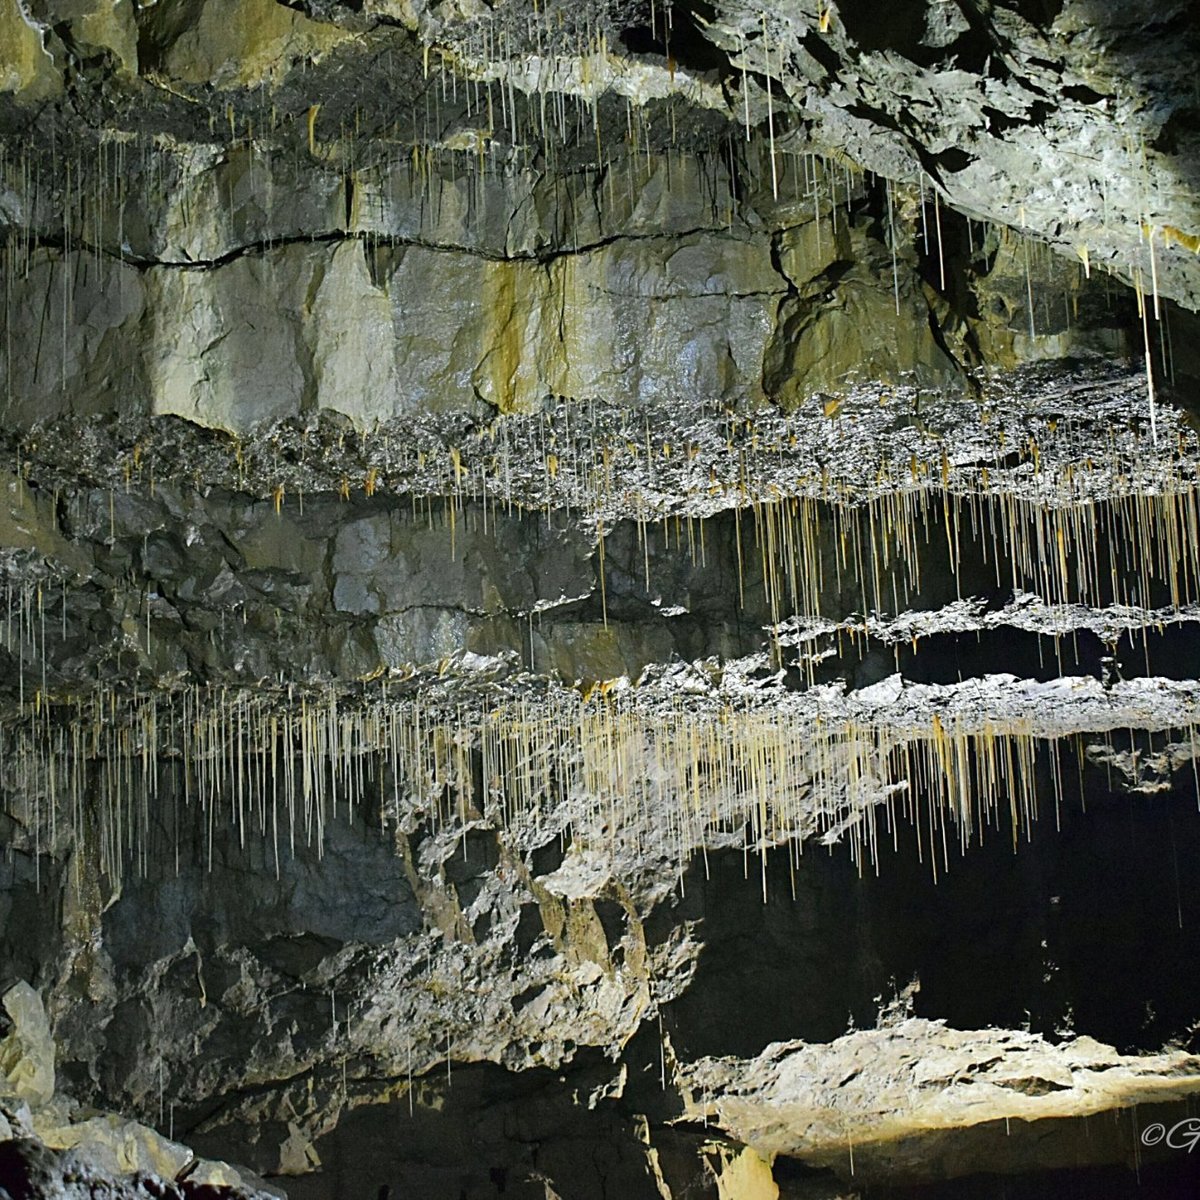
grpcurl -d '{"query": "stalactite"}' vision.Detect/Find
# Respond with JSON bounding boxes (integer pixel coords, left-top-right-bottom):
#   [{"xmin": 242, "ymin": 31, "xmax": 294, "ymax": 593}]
[{"xmin": 1, "ymin": 669, "xmax": 1196, "ymax": 892}]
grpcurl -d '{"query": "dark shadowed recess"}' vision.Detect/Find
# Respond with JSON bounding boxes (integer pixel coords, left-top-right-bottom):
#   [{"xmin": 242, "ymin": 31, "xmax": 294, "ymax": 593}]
[
  {"xmin": 618, "ymin": 0, "xmax": 732, "ymax": 76},
  {"xmin": 0, "ymin": 842, "xmax": 64, "ymax": 995},
  {"xmin": 850, "ymin": 620, "xmax": 1200, "ymax": 692},
  {"xmin": 852, "ymin": 1149, "xmax": 1200, "ymax": 1200},
  {"xmin": 50, "ymin": 802, "xmax": 422, "ymax": 1106},
  {"xmin": 655, "ymin": 758, "xmax": 1200, "ymax": 1059},
  {"xmin": 271, "ymin": 1057, "xmax": 670, "ymax": 1200},
  {"xmin": 274, "ymin": 1087, "xmax": 1200, "ymax": 1200},
  {"xmin": 771, "ymin": 1096, "xmax": 1200, "ymax": 1194},
  {"xmin": 835, "ymin": 0, "xmax": 1009, "ymax": 72},
  {"xmin": 837, "ymin": 0, "xmax": 933, "ymax": 59}
]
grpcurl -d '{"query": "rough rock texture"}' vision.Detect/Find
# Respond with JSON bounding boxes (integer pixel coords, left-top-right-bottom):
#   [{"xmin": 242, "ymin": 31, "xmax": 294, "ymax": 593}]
[
  {"xmin": 1, "ymin": 372, "xmax": 1198, "ymax": 1195},
  {"xmin": 0, "ymin": 0, "xmax": 1195, "ymax": 309},
  {"xmin": 0, "ymin": 983, "xmax": 281, "ymax": 1199},
  {"xmin": 0, "ymin": 151, "xmax": 972, "ymax": 432},
  {"xmin": 1, "ymin": 1, "xmax": 1200, "ymax": 1198},
  {"xmin": 680, "ymin": 1017, "xmax": 1200, "ymax": 1178},
  {"xmin": 701, "ymin": 0, "xmax": 1200, "ymax": 310},
  {"xmin": 2, "ymin": 0, "xmax": 1192, "ymax": 434}
]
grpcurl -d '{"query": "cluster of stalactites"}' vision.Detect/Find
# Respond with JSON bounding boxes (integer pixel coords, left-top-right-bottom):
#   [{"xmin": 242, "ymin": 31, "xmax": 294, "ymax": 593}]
[{"xmin": 3, "ymin": 677, "xmax": 1198, "ymax": 895}]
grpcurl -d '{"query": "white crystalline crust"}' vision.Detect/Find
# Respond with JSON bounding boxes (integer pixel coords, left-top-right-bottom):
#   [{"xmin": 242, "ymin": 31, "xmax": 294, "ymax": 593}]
[{"xmin": 774, "ymin": 592, "xmax": 1200, "ymax": 648}]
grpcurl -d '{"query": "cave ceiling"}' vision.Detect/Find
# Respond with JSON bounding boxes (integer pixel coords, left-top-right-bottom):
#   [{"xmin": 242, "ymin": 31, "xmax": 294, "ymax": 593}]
[{"xmin": 2, "ymin": 0, "xmax": 1199, "ymax": 305}]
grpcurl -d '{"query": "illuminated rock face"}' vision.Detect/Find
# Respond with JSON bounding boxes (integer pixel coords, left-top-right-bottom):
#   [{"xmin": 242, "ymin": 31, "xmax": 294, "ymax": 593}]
[{"xmin": 2, "ymin": 3, "xmax": 1200, "ymax": 1198}]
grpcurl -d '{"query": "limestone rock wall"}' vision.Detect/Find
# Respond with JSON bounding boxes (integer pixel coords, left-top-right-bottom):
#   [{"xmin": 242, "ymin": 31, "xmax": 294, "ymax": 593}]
[
  {"xmin": 0, "ymin": 982, "xmax": 282, "ymax": 1198},
  {"xmin": 0, "ymin": 144, "xmax": 1142, "ymax": 438},
  {"xmin": 0, "ymin": 149, "xmax": 966, "ymax": 433},
  {"xmin": 1, "ymin": 1, "xmax": 1199, "ymax": 1197}
]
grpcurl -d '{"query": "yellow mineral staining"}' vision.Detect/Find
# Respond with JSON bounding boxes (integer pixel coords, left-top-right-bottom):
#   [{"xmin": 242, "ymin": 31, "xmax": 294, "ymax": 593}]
[
  {"xmin": 475, "ymin": 263, "xmax": 528, "ymax": 414},
  {"xmin": 711, "ymin": 1145, "xmax": 779, "ymax": 1200},
  {"xmin": 4, "ymin": 673, "xmax": 1196, "ymax": 890},
  {"xmin": 1162, "ymin": 225, "xmax": 1200, "ymax": 255},
  {"xmin": 307, "ymin": 103, "xmax": 321, "ymax": 155},
  {"xmin": 0, "ymin": 0, "xmax": 59, "ymax": 99}
]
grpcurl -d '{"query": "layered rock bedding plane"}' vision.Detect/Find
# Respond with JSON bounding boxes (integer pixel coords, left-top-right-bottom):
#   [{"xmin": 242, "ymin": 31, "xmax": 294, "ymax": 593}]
[{"xmin": 2, "ymin": 0, "xmax": 1200, "ymax": 1197}]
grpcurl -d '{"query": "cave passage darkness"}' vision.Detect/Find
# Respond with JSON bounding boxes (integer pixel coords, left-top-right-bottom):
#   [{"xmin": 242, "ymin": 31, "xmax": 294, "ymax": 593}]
[{"xmin": 661, "ymin": 759, "xmax": 1200, "ymax": 1059}]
